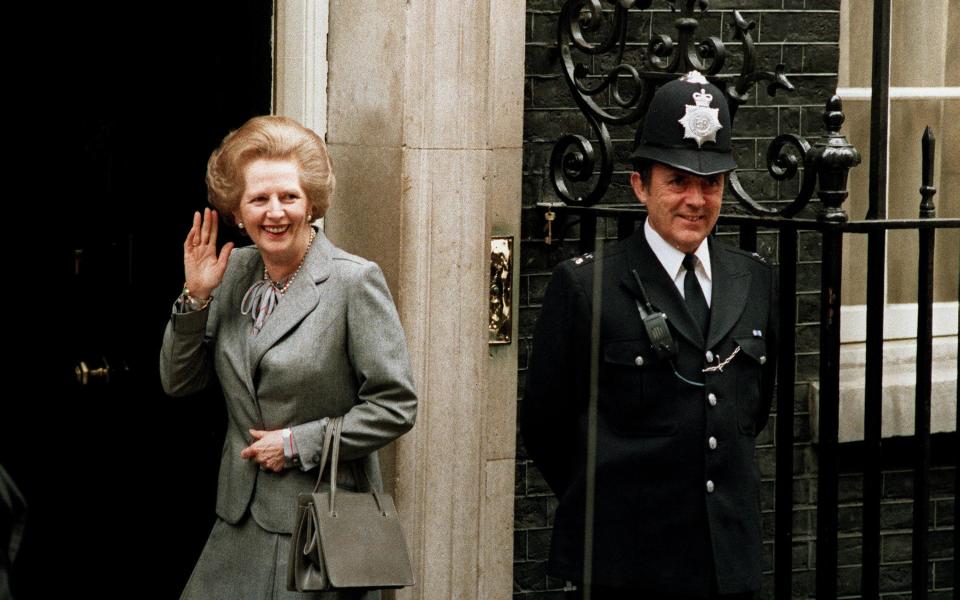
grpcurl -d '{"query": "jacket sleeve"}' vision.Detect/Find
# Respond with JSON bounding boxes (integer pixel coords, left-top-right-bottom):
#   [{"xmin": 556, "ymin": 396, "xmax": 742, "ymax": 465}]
[
  {"xmin": 520, "ymin": 261, "xmax": 589, "ymax": 497},
  {"xmin": 159, "ymin": 300, "xmax": 216, "ymax": 397},
  {"xmin": 333, "ymin": 261, "xmax": 418, "ymax": 461}
]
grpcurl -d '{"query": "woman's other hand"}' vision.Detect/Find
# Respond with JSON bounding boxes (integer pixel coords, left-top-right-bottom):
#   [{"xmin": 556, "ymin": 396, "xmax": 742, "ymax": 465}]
[
  {"xmin": 240, "ymin": 429, "xmax": 286, "ymax": 472},
  {"xmin": 184, "ymin": 208, "xmax": 234, "ymax": 299}
]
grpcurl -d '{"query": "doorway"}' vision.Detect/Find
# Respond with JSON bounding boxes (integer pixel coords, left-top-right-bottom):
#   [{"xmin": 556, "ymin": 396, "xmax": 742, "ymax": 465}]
[{"xmin": 2, "ymin": 2, "xmax": 273, "ymax": 597}]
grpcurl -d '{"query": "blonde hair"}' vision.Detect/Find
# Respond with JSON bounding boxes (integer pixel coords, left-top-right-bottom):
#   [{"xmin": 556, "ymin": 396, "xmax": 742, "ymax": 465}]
[{"xmin": 206, "ymin": 115, "xmax": 335, "ymax": 225}]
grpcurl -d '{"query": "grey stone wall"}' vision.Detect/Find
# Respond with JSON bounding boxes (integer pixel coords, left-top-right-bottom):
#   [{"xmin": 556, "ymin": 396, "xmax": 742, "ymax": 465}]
[{"xmin": 515, "ymin": 1, "xmax": 955, "ymax": 598}]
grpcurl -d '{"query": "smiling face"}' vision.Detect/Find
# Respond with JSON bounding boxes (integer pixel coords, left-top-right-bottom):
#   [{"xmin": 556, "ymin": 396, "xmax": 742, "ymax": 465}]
[
  {"xmin": 235, "ymin": 158, "xmax": 313, "ymax": 276},
  {"xmin": 630, "ymin": 163, "xmax": 724, "ymax": 253}
]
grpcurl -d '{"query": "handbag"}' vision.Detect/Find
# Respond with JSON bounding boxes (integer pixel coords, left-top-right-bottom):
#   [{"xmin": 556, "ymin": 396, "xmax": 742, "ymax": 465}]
[{"xmin": 287, "ymin": 416, "xmax": 415, "ymax": 592}]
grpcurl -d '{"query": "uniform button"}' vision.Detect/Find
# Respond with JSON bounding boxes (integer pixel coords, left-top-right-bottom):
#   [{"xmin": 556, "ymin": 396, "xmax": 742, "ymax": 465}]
[
  {"xmin": 759, "ymin": 355, "xmax": 767, "ymax": 365},
  {"xmin": 707, "ymin": 392, "xmax": 717, "ymax": 406},
  {"xmin": 708, "ymin": 436, "xmax": 717, "ymax": 450},
  {"xmin": 634, "ymin": 355, "xmax": 644, "ymax": 367},
  {"xmin": 705, "ymin": 350, "xmax": 715, "ymax": 363},
  {"xmin": 706, "ymin": 480, "xmax": 715, "ymax": 493},
  {"xmin": 313, "ymin": 453, "xmax": 321, "ymax": 463}
]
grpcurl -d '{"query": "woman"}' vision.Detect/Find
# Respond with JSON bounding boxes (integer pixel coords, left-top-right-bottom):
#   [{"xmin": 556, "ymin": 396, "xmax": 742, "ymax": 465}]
[{"xmin": 160, "ymin": 116, "xmax": 417, "ymax": 599}]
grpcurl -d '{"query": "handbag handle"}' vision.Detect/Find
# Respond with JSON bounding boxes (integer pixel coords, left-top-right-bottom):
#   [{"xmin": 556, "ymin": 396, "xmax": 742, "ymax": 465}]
[
  {"xmin": 312, "ymin": 417, "xmax": 389, "ymax": 517},
  {"xmin": 310, "ymin": 416, "xmax": 340, "ymax": 494}
]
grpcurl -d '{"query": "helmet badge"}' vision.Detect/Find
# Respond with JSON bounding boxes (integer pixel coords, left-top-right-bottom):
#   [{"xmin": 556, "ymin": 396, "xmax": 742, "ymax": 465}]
[{"xmin": 678, "ymin": 87, "xmax": 723, "ymax": 148}]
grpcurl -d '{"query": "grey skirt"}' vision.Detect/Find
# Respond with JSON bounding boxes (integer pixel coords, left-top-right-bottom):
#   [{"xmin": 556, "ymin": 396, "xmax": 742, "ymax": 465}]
[{"xmin": 181, "ymin": 513, "xmax": 380, "ymax": 600}]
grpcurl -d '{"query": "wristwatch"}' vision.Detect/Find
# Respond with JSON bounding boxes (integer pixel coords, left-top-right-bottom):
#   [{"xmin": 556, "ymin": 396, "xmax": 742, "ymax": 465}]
[{"xmin": 280, "ymin": 428, "xmax": 301, "ymax": 468}]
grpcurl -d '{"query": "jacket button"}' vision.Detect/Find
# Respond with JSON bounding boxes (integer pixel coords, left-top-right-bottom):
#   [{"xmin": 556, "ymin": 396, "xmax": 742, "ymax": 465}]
[
  {"xmin": 634, "ymin": 355, "xmax": 644, "ymax": 367},
  {"xmin": 708, "ymin": 436, "xmax": 717, "ymax": 450},
  {"xmin": 707, "ymin": 392, "xmax": 717, "ymax": 406},
  {"xmin": 759, "ymin": 355, "xmax": 767, "ymax": 365},
  {"xmin": 706, "ymin": 480, "xmax": 715, "ymax": 493},
  {"xmin": 705, "ymin": 350, "xmax": 715, "ymax": 363},
  {"xmin": 313, "ymin": 453, "xmax": 321, "ymax": 464}
]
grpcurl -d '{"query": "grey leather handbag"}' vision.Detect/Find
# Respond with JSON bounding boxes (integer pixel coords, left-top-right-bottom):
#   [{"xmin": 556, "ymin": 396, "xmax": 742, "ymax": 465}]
[{"xmin": 287, "ymin": 417, "xmax": 415, "ymax": 592}]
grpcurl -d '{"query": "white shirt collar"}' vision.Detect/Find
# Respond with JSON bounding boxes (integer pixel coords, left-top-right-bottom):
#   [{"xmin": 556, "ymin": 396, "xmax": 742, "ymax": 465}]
[{"xmin": 643, "ymin": 219, "xmax": 712, "ymax": 282}]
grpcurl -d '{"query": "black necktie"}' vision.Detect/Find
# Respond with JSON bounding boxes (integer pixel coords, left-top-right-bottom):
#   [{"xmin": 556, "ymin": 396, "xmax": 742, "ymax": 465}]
[{"xmin": 682, "ymin": 253, "xmax": 709, "ymax": 338}]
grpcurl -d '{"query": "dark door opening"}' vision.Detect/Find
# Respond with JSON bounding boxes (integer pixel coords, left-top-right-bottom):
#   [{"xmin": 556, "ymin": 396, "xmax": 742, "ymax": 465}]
[{"xmin": 3, "ymin": 2, "xmax": 272, "ymax": 597}]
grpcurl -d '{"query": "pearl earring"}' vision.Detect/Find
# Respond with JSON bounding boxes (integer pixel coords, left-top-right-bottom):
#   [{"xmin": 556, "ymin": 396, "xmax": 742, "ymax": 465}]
[{"xmin": 238, "ymin": 221, "xmax": 244, "ymax": 229}]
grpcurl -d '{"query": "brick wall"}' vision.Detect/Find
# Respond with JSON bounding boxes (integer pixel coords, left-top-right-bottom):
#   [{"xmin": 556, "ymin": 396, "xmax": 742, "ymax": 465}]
[{"xmin": 515, "ymin": 1, "xmax": 955, "ymax": 598}]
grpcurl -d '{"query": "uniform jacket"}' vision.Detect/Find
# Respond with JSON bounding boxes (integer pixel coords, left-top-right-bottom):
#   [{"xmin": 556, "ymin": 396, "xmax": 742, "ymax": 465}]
[
  {"xmin": 160, "ymin": 228, "xmax": 417, "ymax": 534},
  {"xmin": 521, "ymin": 224, "xmax": 777, "ymax": 597}
]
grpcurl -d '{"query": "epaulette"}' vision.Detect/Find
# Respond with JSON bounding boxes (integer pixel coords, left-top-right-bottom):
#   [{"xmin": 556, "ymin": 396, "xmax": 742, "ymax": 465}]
[
  {"xmin": 726, "ymin": 245, "xmax": 770, "ymax": 265},
  {"xmin": 571, "ymin": 251, "xmax": 595, "ymax": 267}
]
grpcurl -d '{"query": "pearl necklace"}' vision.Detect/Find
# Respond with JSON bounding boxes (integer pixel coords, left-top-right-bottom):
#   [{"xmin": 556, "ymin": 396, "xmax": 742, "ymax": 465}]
[{"xmin": 266, "ymin": 228, "xmax": 317, "ymax": 295}]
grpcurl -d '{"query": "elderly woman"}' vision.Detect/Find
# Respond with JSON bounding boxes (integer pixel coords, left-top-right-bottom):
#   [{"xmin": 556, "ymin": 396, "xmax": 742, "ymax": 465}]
[{"xmin": 160, "ymin": 115, "xmax": 417, "ymax": 599}]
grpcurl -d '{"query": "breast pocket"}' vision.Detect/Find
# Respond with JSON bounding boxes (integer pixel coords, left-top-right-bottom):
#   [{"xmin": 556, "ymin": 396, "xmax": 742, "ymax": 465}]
[
  {"xmin": 733, "ymin": 334, "xmax": 768, "ymax": 435},
  {"xmin": 601, "ymin": 339, "xmax": 678, "ymax": 437}
]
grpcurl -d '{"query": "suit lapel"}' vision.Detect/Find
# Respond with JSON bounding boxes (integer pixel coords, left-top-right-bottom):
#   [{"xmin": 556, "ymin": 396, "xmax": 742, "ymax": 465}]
[
  {"xmin": 620, "ymin": 227, "xmax": 705, "ymax": 349},
  {"xmin": 705, "ymin": 238, "xmax": 751, "ymax": 350},
  {"xmin": 246, "ymin": 228, "xmax": 333, "ymax": 382}
]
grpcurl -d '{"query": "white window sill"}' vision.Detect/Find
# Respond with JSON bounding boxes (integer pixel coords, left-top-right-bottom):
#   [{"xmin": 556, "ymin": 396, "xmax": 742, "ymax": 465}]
[{"xmin": 809, "ymin": 336, "xmax": 957, "ymax": 443}]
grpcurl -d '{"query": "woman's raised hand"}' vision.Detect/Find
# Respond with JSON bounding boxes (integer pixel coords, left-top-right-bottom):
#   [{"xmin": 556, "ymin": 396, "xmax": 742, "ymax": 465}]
[{"xmin": 183, "ymin": 208, "xmax": 234, "ymax": 299}]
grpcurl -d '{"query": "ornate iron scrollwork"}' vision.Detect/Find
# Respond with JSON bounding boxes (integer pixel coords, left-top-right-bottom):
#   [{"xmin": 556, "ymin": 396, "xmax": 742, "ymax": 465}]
[{"xmin": 549, "ymin": 0, "xmax": 817, "ymax": 216}]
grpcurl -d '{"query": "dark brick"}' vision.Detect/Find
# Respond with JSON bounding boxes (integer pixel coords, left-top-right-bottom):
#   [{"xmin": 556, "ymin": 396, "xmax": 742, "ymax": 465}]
[
  {"xmin": 795, "ymin": 324, "xmax": 819, "ymax": 351},
  {"xmin": 523, "ymin": 108, "xmax": 592, "ymax": 141},
  {"xmin": 804, "ymin": 0, "xmax": 841, "ymax": 8},
  {"xmin": 837, "ymin": 564, "xmax": 860, "ymax": 596},
  {"xmin": 797, "ymin": 292, "xmax": 820, "ymax": 323},
  {"xmin": 515, "ymin": 496, "xmax": 549, "ymax": 529},
  {"xmin": 735, "ymin": 168, "xmax": 778, "ymax": 202},
  {"xmin": 882, "ymin": 532, "xmax": 913, "ymax": 563},
  {"xmin": 793, "ymin": 540, "xmax": 810, "ymax": 568},
  {"xmin": 720, "ymin": 12, "xmax": 762, "ymax": 44},
  {"xmin": 878, "ymin": 563, "xmax": 912, "ymax": 593},
  {"xmin": 513, "ymin": 560, "xmax": 548, "ymax": 592},
  {"xmin": 797, "ymin": 230, "xmax": 821, "ymax": 261},
  {"xmin": 531, "ymin": 77, "xmax": 580, "ymax": 109},
  {"xmin": 651, "ymin": 11, "xmax": 723, "ymax": 43},
  {"xmin": 757, "ymin": 446, "xmax": 776, "ymax": 479},
  {"xmin": 519, "ymin": 306, "xmax": 541, "ymax": 338},
  {"xmin": 734, "ymin": 106, "xmax": 779, "ymax": 137},
  {"xmin": 527, "ymin": 1, "xmax": 562, "ymax": 13},
  {"xmin": 527, "ymin": 463, "xmax": 553, "ymax": 495},
  {"xmin": 528, "ymin": 273, "xmax": 552, "ymax": 305},
  {"xmin": 760, "ymin": 11, "xmax": 839, "ymax": 44},
  {"xmin": 836, "ymin": 535, "xmax": 861, "ymax": 567},
  {"xmin": 879, "ymin": 501, "xmax": 914, "ymax": 530},
  {"xmin": 934, "ymin": 498, "xmax": 953, "ymax": 526},
  {"xmin": 527, "ymin": 528, "xmax": 553, "ymax": 560},
  {"xmin": 803, "ymin": 44, "xmax": 839, "ymax": 74},
  {"xmin": 530, "ymin": 13, "xmax": 560, "ymax": 44},
  {"xmin": 516, "ymin": 530, "xmax": 527, "ymax": 561},
  {"xmin": 526, "ymin": 44, "xmax": 561, "ymax": 77},
  {"xmin": 781, "ymin": 44, "xmax": 803, "ymax": 73},
  {"xmin": 796, "ymin": 353, "xmax": 819, "ymax": 381},
  {"xmin": 933, "ymin": 558, "xmax": 953, "ymax": 589},
  {"xmin": 796, "ymin": 262, "xmax": 820, "ymax": 294},
  {"xmin": 837, "ymin": 474, "xmax": 862, "ymax": 503}
]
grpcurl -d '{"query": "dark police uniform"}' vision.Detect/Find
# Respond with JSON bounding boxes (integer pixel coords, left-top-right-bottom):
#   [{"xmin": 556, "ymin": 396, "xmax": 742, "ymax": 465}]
[{"xmin": 521, "ymin": 228, "xmax": 777, "ymax": 597}]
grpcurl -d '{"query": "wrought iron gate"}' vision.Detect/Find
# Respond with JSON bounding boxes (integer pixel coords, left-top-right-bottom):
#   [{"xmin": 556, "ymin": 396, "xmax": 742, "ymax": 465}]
[{"xmin": 536, "ymin": 1, "xmax": 959, "ymax": 598}]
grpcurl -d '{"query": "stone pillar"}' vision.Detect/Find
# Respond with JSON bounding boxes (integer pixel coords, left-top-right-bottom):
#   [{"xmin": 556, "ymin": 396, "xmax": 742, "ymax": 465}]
[{"xmin": 322, "ymin": 2, "xmax": 525, "ymax": 598}]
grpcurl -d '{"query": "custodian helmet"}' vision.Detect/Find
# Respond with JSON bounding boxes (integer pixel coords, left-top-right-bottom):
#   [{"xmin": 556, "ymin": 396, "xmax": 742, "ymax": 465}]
[{"xmin": 630, "ymin": 70, "xmax": 736, "ymax": 176}]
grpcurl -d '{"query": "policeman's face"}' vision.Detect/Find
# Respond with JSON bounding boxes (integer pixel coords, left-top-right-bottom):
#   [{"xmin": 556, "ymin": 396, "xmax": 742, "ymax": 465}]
[{"xmin": 630, "ymin": 164, "xmax": 724, "ymax": 253}]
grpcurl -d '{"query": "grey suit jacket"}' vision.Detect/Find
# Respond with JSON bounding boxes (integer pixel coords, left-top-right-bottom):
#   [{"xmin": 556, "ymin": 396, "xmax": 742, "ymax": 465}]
[{"xmin": 160, "ymin": 228, "xmax": 417, "ymax": 534}]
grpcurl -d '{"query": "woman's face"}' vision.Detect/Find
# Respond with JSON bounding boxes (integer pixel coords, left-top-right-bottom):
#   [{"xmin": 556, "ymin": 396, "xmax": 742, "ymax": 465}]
[{"xmin": 235, "ymin": 158, "xmax": 313, "ymax": 271}]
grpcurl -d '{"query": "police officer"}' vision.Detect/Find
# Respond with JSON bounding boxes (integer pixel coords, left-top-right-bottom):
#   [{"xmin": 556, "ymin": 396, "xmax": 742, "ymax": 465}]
[{"xmin": 521, "ymin": 71, "xmax": 778, "ymax": 599}]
